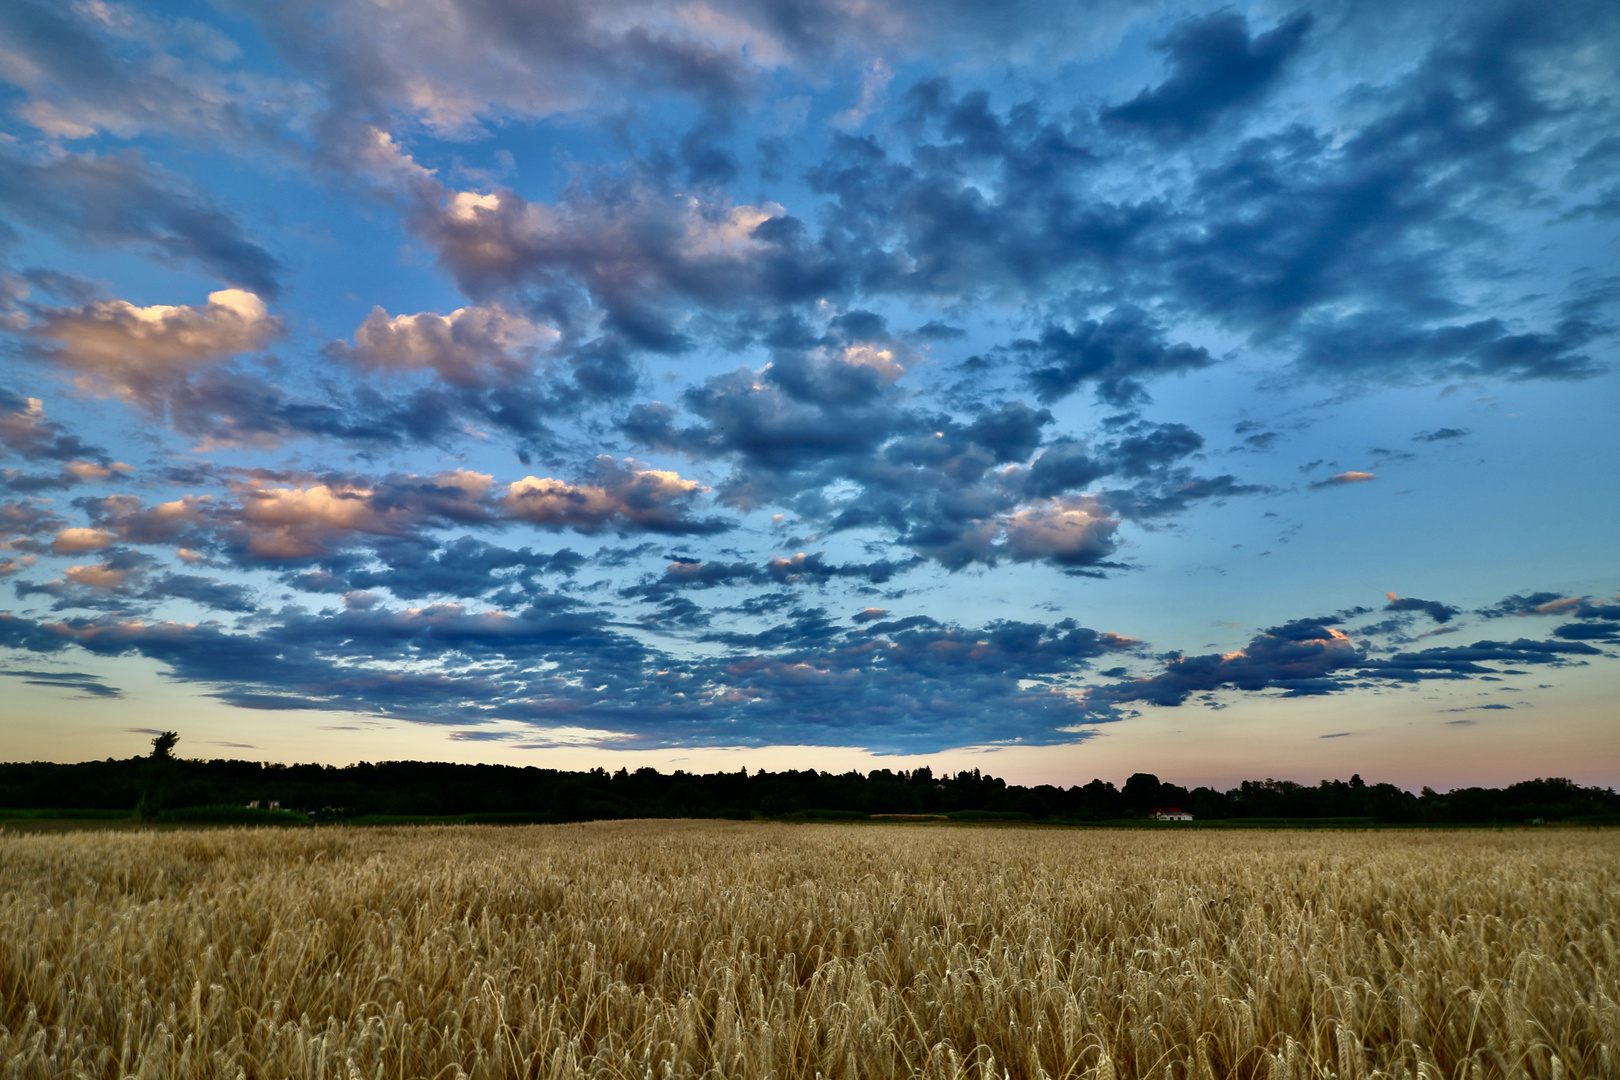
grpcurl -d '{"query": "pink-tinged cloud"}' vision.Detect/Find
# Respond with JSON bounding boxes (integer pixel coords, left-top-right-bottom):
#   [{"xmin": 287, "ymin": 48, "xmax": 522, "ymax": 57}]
[
  {"xmin": 910, "ymin": 495, "xmax": 1122, "ymax": 569},
  {"xmin": 1001, "ymin": 497, "xmax": 1120, "ymax": 565},
  {"xmin": 415, "ymin": 183, "xmax": 790, "ymax": 306},
  {"xmin": 50, "ymin": 527, "xmax": 115, "ymax": 553},
  {"xmin": 499, "ymin": 456, "xmax": 717, "ymax": 534},
  {"xmin": 63, "ymin": 461, "xmax": 134, "ymax": 481},
  {"xmin": 226, "ymin": 469, "xmax": 495, "ymax": 560},
  {"xmin": 80, "ymin": 461, "xmax": 721, "ymax": 562},
  {"xmin": 1310, "ymin": 470, "xmax": 1376, "ymax": 489},
  {"xmin": 88, "ymin": 494, "xmax": 214, "ymax": 545},
  {"xmin": 327, "ymin": 303, "xmax": 554, "ymax": 386},
  {"xmin": 62, "ymin": 563, "xmax": 128, "ymax": 589},
  {"xmin": 28, "ymin": 289, "xmax": 281, "ymax": 406}
]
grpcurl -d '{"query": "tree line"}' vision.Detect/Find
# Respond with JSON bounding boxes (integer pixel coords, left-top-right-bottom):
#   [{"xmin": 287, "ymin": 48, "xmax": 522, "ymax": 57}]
[{"xmin": 1, "ymin": 734, "xmax": 1615, "ymax": 824}]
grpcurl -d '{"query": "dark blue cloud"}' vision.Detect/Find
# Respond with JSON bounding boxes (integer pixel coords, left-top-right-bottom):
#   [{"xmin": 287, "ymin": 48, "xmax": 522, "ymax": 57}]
[
  {"xmin": 621, "ymin": 550, "xmax": 921, "ymax": 603},
  {"xmin": 0, "ymin": 668, "xmax": 120, "ymax": 698},
  {"xmin": 629, "ymin": 356, "xmax": 1252, "ymax": 569},
  {"xmin": 1101, "ymin": 11, "xmax": 1315, "ymax": 140},
  {"xmin": 0, "ymin": 499, "xmax": 66, "ymax": 548},
  {"xmin": 0, "ymin": 601, "xmax": 1139, "ymax": 751},
  {"xmin": 1413, "ymin": 427, "xmax": 1469, "ymax": 442},
  {"xmin": 295, "ymin": 537, "xmax": 586, "ymax": 601},
  {"xmin": 0, "ymin": 387, "xmax": 108, "ymax": 463},
  {"xmin": 13, "ymin": 547, "xmax": 256, "ymax": 614},
  {"xmin": 1384, "ymin": 595, "xmax": 1459, "ymax": 623},
  {"xmin": 1297, "ymin": 311, "xmax": 1603, "ymax": 382},
  {"xmin": 0, "ymin": 151, "xmax": 282, "ymax": 298},
  {"xmin": 1017, "ymin": 308, "xmax": 1212, "ymax": 405},
  {"xmin": 1088, "ymin": 608, "xmax": 1605, "ymax": 708}
]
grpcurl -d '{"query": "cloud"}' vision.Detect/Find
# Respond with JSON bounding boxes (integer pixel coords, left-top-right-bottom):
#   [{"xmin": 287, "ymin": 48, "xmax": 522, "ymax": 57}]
[
  {"xmin": 0, "ymin": 668, "xmax": 120, "ymax": 698},
  {"xmin": 81, "ymin": 474, "xmax": 485, "ymax": 561},
  {"xmin": 226, "ymin": 0, "xmax": 1127, "ymax": 167},
  {"xmin": 1107, "ymin": 421, "xmax": 1204, "ymax": 478},
  {"xmin": 26, "ymin": 289, "xmax": 282, "ymax": 409},
  {"xmin": 295, "ymin": 536, "xmax": 585, "ymax": 601},
  {"xmin": 1359, "ymin": 638, "xmax": 1602, "ymax": 679},
  {"xmin": 227, "ymin": 474, "xmax": 481, "ymax": 560},
  {"xmin": 0, "ymin": 0, "xmax": 285, "ymax": 144},
  {"xmin": 1086, "ymin": 603, "xmax": 1608, "ymax": 709},
  {"xmin": 1298, "ymin": 312, "xmax": 1604, "ymax": 382},
  {"xmin": 61, "ymin": 560, "xmax": 133, "ymax": 589},
  {"xmin": 1310, "ymin": 471, "xmax": 1375, "ymax": 489},
  {"xmin": 78, "ymin": 460, "xmax": 724, "ymax": 564},
  {"xmin": 1550, "ymin": 621, "xmax": 1619, "ymax": 642},
  {"xmin": 0, "ymin": 594, "xmax": 1145, "ymax": 752},
  {"xmin": 1384, "ymin": 593, "xmax": 1459, "ymax": 623},
  {"xmin": 10, "ymin": 365, "xmax": 419, "ymax": 458},
  {"xmin": 1476, "ymin": 592, "xmax": 1620, "ymax": 632},
  {"xmin": 621, "ymin": 349, "xmax": 913, "ymax": 508},
  {"xmin": 1413, "ymin": 427, "xmax": 1470, "ymax": 442},
  {"xmin": 325, "ymin": 304, "xmax": 555, "ymax": 387},
  {"xmin": 500, "ymin": 456, "xmax": 728, "ymax": 535},
  {"xmin": 1088, "ymin": 619, "xmax": 1364, "ymax": 707},
  {"xmin": 0, "ymin": 150, "xmax": 282, "ymax": 296},
  {"xmin": 805, "ymin": 119, "xmax": 1121, "ymax": 305},
  {"xmin": 1020, "ymin": 440, "xmax": 1110, "ymax": 499},
  {"xmin": 0, "ymin": 387, "xmax": 105, "ymax": 462},
  {"xmin": 237, "ymin": 0, "xmax": 759, "ymax": 153},
  {"xmin": 1017, "ymin": 308, "xmax": 1212, "ymax": 405},
  {"xmin": 621, "ymin": 550, "xmax": 921, "ymax": 602},
  {"xmin": 13, "ymin": 542, "xmax": 257, "ymax": 614},
  {"xmin": 630, "ymin": 357, "xmax": 1243, "ymax": 569},
  {"xmin": 1477, "ymin": 592, "xmax": 1578, "ymax": 618},
  {"xmin": 0, "ymin": 497, "xmax": 64, "ymax": 549},
  {"xmin": 2, "ymin": 574, "xmax": 1616, "ymax": 753},
  {"xmin": 1468, "ymin": 591, "xmax": 1620, "ymax": 643},
  {"xmin": 0, "ymin": 388, "xmax": 133, "ymax": 492},
  {"xmin": 1101, "ymin": 11, "xmax": 1313, "ymax": 139},
  {"xmin": 999, "ymin": 497, "xmax": 1120, "ymax": 567},
  {"xmin": 412, "ymin": 181, "xmax": 814, "ymax": 339},
  {"xmin": 50, "ymin": 527, "xmax": 115, "ymax": 553},
  {"xmin": 792, "ymin": 5, "xmax": 1614, "ymax": 391},
  {"xmin": 763, "ymin": 551, "xmax": 920, "ymax": 585}
]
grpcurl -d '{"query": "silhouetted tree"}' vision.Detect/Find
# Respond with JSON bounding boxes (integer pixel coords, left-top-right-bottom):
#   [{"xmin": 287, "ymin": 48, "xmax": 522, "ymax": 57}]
[
  {"xmin": 135, "ymin": 731, "xmax": 180, "ymax": 820},
  {"xmin": 1122, "ymin": 772, "xmax": 1163, "ymax": 816}
]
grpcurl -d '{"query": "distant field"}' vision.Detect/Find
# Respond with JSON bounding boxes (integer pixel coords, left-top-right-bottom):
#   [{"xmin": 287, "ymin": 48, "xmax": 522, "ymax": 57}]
[{"xmin": 1, "ymin": 824, "xmax": 1613, "ymax": 1079}]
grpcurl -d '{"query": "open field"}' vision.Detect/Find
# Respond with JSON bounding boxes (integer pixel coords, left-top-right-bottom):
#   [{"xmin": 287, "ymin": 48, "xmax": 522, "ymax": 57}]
[{"xmin": 1, "ymin": 823, "xmax": 1615, "ymax": 1079}]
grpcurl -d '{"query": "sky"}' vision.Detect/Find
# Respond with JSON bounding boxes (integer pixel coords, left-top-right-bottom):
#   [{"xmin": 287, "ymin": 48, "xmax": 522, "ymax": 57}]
[{"xmin": 0, "ymin": 0, "xmax": 1617, "ymax": 790}]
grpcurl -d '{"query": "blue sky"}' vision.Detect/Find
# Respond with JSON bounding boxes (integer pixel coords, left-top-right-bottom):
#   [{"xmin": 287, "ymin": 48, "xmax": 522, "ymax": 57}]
[{"xmin": 1, "ymin": 0, "xmax": 1617, "ymax": 788}]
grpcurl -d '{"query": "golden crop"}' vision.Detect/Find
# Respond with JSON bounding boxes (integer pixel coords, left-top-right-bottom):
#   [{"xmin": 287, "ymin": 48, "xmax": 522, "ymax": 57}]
[{"xmin": 1, "ymin": 822, "xmax": 1615, "ymax": 1079}]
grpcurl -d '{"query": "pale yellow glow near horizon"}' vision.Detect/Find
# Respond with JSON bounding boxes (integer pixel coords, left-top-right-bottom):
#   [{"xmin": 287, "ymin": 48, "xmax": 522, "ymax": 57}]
[{"xmin": 2, "ymin": 650, "xmax": 1616, "ymax": 792}]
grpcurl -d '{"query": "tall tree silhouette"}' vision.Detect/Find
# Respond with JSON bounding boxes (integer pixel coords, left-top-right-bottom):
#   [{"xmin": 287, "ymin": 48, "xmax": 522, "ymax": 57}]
[{"xmin": 135, "ymin": 731, "xmax": 180, "ymax": 820}]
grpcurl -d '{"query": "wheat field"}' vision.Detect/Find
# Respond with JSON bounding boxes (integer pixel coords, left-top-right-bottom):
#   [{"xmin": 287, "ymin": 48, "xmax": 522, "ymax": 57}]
[{"xmin": 1, "ymin": 822, "xmax": 1615, "ymax": 1080}]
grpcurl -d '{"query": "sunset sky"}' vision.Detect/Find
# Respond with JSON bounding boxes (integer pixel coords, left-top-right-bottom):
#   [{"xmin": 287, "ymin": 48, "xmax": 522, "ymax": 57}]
[{"xmin": 1, "ymin": 0, "xmax": 1616, "ymax": 789}]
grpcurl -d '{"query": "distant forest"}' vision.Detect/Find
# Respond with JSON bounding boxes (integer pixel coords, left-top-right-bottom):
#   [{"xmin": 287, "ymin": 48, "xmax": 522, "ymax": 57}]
[{"xmin": 2, "ymin": 738, "xmax": 1617, "ymax": 824}]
